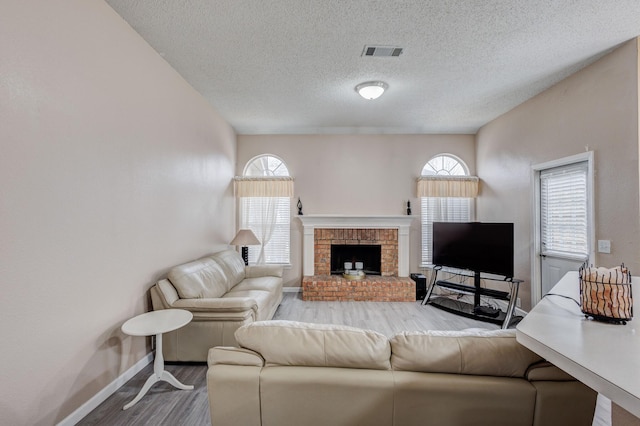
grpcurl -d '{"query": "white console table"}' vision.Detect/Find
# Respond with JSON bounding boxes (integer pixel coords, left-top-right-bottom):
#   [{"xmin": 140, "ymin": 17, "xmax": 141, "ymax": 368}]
[{"xmin": 516, "ymin": 271, "xmax": 640, "ymax": 418}]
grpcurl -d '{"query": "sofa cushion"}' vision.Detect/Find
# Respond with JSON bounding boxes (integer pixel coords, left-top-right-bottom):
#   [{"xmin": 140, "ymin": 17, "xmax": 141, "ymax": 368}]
[
  {"xmin": 245, "ymin": 264, "xmax": 284, "ymax": 278},
  {"xmin": 390, "ymin": 329, "xmax": 542, "ymax": 377},
  {"xmin": 223, "ymin": 289, "xmax": 276, "ymax": 321},
  {"xmin": 168, "ymin": 257, "xmax": 228, "ymax": 299},
  {"xmin": 235, "ymin": 320, "xmax": 391, "ymax": 370},
  {"xmin": 231, "ymin": 276, "xmax": 283, "ymax": 293},
  {"xmin": 210, "ymin": 250, "xmax": 247, "ymax": 291}
]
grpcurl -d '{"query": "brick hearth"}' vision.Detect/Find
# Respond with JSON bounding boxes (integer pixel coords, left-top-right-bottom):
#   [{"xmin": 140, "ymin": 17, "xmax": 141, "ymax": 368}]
[{"xmin": 302, "ymin": 275, "xmax": 415, "ymax": 302}]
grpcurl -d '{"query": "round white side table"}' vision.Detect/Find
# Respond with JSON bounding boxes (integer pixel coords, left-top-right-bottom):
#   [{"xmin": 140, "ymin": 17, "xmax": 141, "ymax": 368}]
[{"xmin": 121, "ymin": 309, "xmax": 194, "ymax": 410}]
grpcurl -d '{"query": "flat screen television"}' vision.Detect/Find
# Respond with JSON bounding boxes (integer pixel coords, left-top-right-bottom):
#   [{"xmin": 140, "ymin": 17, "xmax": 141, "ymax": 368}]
[{"xmin": 432, "ymin": 222, "xmax": 514, "ymax": 278}]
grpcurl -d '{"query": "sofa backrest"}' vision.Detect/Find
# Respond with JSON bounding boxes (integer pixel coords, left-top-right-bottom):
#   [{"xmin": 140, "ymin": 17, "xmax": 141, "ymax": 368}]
[
  {"xmin": 167, "ymin": 257, "xmax": 228, "ymax": 299},
  {"xmin": 235, "ymin": 320, "xmax": 391, "ymax": 370},
  {"xmin": 210, "ymin": 249, "xmax": 246, "ymax": 291},
  {"xmin": 390, "ymin": 329, "xmax": 542, "ymax": 377}
]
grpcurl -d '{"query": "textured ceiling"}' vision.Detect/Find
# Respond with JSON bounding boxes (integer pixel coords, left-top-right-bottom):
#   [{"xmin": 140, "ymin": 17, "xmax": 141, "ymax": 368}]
[{"xmin": 105, "ymin": 0, "xmax": 640, "ymax": 135}]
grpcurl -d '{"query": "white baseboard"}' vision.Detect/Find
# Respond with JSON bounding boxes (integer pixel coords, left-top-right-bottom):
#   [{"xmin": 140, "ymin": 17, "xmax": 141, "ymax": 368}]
[
  {"xmin": 57, "ymin": 352, "xmax": 153, "ymax": 426},
  {"xmin": 283, "ymin": 287, "xmax": 302, "ymax": 293}
]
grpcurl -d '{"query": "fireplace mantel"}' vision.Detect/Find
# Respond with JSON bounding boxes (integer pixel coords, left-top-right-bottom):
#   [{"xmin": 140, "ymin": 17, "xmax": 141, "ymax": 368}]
[{"xmin": 297, "ymin": 215, "xmax": 415, "ymax": 277}]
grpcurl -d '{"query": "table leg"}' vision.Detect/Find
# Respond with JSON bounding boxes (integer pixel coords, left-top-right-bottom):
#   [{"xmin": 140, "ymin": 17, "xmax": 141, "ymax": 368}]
[{"xmin": 123, "ymin": 333, "xmax": 193, "ymax": 410}]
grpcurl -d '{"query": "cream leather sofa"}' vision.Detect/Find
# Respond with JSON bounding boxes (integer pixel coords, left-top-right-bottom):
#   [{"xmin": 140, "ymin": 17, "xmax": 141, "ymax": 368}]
[
  {"xmin": 150, "ymin": 249, "xmax": 283, "ymax": 361},
  {"xmin": 207, "ymin": 321, "xmax": 596, "ymax": 426}
]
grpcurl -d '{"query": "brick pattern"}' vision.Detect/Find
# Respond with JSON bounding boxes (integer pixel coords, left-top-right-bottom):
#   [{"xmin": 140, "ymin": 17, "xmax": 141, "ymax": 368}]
[
  {"xmin": 314, "ymin": 228, "xmax": 398, "ymax": 276},
  {"xmin": 302, "ymin": 275, "xmax": 415, "ymax": 302}
]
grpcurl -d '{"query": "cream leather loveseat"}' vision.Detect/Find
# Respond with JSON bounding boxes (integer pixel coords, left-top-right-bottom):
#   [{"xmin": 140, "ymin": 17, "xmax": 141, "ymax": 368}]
[
  {"xmin": 150, "ymin": 249, "xmax": 283, "ymax": 361},
  {"xmin": 207, "ymin": 321, "xmax": 596, "ymax": 426}
]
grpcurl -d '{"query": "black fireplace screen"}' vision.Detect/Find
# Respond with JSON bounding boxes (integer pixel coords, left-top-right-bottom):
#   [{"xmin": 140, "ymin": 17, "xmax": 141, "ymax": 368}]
[{"xmin": 330, "ymin": 244, "xmax": 382, "ymax": 275}]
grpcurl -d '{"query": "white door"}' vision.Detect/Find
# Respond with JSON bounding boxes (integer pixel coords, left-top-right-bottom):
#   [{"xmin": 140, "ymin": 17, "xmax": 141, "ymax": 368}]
[{"xmin": 533, "ymin": 153, "xmax": 594, "ymax": 303}]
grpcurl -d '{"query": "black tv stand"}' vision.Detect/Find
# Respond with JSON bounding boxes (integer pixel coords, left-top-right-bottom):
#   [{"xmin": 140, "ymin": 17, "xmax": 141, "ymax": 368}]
[
  {"xmin": 474, "ymin": 305, "xmax": 500, "ymax": 318},
  {"xmin": 422, "ymin": 267, "xmax": 522, "ymax": 329}
]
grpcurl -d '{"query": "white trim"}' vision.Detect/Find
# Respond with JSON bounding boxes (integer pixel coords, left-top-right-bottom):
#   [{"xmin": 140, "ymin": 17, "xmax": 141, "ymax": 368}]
[
  {"xmin": 297, "ymin": 215, "xmax": 415, "ymax": 277},
  {"xmin": 530, "ymin": 151, "xmax": 595, "ymax": 306},
  {"xmin": 297, "ymin": 214, "xmax": 415, "ymax": 228},
  {"xmin": 283, "ymin": 286, "xmax": 302, "ymax": 293},
  {"xmin": 56, "ymin": 352, "xmax": 154, "ymax": 426}
]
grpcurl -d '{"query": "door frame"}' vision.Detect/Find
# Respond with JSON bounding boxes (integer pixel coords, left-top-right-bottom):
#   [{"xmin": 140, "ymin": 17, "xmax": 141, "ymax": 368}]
[{"xmin": 530, "ymin": 151, "xmax": 595, "ymax": 306}]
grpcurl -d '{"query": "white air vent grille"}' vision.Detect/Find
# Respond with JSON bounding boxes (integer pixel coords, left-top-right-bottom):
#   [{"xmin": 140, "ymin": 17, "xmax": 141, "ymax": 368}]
[{"xmin": 362, "ymin": 45, "xmax": 403, "ymax": 57}]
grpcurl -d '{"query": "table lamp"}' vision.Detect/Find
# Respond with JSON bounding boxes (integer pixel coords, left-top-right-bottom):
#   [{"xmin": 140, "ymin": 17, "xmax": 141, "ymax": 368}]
[{"xmin": 230, "ymin": 229, "xmax": 260, "ymax": 265}]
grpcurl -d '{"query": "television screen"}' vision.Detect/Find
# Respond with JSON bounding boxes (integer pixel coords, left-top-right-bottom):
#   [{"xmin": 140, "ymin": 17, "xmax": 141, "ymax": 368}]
[{"xmin": 432, "ymin": 222, "xmax": 514, "ymax": 278}]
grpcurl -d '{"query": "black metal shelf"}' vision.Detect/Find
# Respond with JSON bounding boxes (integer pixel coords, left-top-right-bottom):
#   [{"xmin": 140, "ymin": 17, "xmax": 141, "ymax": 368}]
[
  {"xmin": 435, "ymin": 280, "xmax": 510, "ymax": 300},
  {"xmin": 422, "ymin": 268, "xmax": 522, "ymax": 329}
]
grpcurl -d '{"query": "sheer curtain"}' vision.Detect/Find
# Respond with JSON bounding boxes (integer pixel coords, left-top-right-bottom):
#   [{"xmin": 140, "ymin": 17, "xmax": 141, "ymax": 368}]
[
  {"xmin": 417, "ymin": 176, "xmax": 478, "ymax": 266},
  {"xmin": 235, "ymin": 176, "xmax": 293, "ymax": 265},
  {"xmin": 256, "ymin": 196, "xmax": 277, "ymax": 263}
]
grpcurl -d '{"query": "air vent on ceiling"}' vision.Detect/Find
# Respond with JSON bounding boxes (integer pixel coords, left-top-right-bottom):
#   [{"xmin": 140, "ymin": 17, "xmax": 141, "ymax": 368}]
[{"xmin": 362, "ymin": 45, "xmax": 403, "ymax": 57}]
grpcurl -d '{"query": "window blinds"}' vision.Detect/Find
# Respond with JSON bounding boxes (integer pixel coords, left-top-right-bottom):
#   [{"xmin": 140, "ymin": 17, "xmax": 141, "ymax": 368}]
[
  {"xmin": 420, "ymin": 197, "xmax": 473, "ymax": 265},
  {"xmin": 240, "ymin": 197, "xmax": 291, "ymax": 264},
  {"xmin": 540, "ymin": 162, "xmax": 588, "ymax": 257}
]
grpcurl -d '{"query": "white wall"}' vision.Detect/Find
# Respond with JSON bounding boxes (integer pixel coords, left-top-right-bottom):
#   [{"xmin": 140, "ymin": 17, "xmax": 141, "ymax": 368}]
[
  {"xmin": 476, "ymin": 39, "xmax": 640, "ymax": 311},
  {"xmin": 237, "ymin": 134, "xmax": 475, "ymax": 286},
  {"xmin": 0, "ymin": 1, "xmax": 236, "ymax": 424}
]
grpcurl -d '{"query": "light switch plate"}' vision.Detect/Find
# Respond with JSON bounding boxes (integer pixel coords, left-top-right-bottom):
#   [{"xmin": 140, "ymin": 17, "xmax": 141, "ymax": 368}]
[{"xmin": 597, "ymin": 240, "xmax": 611, "ymax": 254}]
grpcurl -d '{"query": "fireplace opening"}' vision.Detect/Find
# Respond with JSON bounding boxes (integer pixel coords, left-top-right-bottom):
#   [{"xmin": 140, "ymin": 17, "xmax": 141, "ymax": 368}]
[{"xmin": 330, "ymin": 244, "xmax": 382, "ymax": 275}]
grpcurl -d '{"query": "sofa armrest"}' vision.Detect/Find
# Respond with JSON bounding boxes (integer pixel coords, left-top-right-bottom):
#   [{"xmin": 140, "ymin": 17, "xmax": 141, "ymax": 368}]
[
  {"xmin": 526, "ymin": 361, "xmax": 576, "ymax": 381},
  {"xmin": 208, "ymin": 346, "xmax": 265, "ymax": 367},
  {"xmin": 245, "ymin": 264, "xmax": 284, "ymax": 278},
  {"xmin": 153, "ymin": 279, "xmax": 180, "ymax": 307}
]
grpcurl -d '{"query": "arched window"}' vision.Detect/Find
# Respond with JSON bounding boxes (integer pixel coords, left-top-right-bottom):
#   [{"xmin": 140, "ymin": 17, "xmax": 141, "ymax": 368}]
[
  {"xmin": 237, "ymin": 154, "xmax": 292, "ymax": 265},
  {"xmin": 244, "ymin": 154, "xmax": 290, "ymax": 177},
  {"xmin": 421, "ymin": 154, "xmax": 469, "ymax": 176},
  {"xmin": 420, "ymin": 154, "xmax": 475, "ymax": 265}
]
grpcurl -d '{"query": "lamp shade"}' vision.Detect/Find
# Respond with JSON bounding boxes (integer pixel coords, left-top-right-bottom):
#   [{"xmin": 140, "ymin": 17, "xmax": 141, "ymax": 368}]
[{"xmin": 230, "ymin": 229, "xmax": 260, "ymax": 246}]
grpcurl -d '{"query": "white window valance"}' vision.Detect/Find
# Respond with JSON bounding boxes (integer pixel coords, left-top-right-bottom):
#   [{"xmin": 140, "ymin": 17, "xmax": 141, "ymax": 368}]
[
  {"xmin": 234, "ymin": 176, "xmax": 294, "ymax": 197},
  {"xmin": 417, "ymin": 176, "xmax": 480, "ymax": 198}
]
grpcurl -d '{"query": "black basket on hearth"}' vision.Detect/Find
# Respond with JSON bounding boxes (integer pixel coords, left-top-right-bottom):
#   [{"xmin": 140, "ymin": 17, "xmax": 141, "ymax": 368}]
[{"xmin": 579, "ymin": 263, "xmax": 633, "ymax": 324}]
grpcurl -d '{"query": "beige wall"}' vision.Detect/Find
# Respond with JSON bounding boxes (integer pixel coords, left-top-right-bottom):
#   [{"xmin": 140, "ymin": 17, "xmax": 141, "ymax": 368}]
[
  {"xmin": 476, "ymin": 39, "xmax": 640, "ymax": 311},
  {"xmin": 237, "ymin": 134, "xmax": 475, "ymax": 286},
  {"xmin": 0, "ymin": 1, "xmax": 236, "ymax": 424}
]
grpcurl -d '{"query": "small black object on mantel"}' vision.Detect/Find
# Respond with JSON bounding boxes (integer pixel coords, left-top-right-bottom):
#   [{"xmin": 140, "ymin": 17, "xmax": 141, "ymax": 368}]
[
  {"xmin": 297, "ymin": 197, "xmax": 303, "ymax": 215},
  {"xmin": 406, "ymin": 200, "xmax": 412, "ymax": 215}
]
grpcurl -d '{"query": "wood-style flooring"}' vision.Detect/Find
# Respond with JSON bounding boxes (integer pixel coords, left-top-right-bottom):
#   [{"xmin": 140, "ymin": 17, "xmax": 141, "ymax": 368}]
[{"xmin": 77, "ymin": 292, "xmax": 499, "ymax": 425}]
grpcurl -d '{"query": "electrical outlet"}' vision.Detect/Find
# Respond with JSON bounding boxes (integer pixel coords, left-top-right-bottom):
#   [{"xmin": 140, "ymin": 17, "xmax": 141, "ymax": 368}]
[
  {"xmin": 598, "ymin": 240, "xmax": 611, "ymax": 254},
  {"xmin": 516, "ymin": 297, "xmax": 521, "ymax": 308}
]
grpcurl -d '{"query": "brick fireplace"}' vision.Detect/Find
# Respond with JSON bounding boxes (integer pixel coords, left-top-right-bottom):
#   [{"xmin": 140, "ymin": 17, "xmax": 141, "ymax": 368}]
[
  {"xmin": 297, "ymin": 215, "xmax": 415, "ymax": 301},
  {"xmin": 314, "ymin": 228, "xmax": 398, "ymax": 276}
]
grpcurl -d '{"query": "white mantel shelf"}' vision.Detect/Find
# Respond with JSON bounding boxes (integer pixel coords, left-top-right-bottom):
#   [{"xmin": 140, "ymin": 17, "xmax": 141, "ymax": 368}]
[
  {"xmin": 297, "ymin": 215, "xmax": 415, "ymax": 277},
  {"xmin": 297, "ymin": 215, "xmax": 415, "ymax": 228},
  {"xmin": 516, "ymin": 271, "xmax": 640, "ymax": 418}
]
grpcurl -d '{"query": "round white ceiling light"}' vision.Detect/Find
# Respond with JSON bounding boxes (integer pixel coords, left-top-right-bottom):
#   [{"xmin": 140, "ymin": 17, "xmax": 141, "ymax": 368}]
[{"xmin": 355, "ymin": 81, "xmax": 388, "ymax": 100}]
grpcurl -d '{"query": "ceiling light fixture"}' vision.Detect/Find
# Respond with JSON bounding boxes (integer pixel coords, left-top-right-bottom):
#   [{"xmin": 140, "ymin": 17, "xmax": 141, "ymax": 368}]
[{"xmin": 355, "ymin": 81, "xmax": 388, "ymax": 100}]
